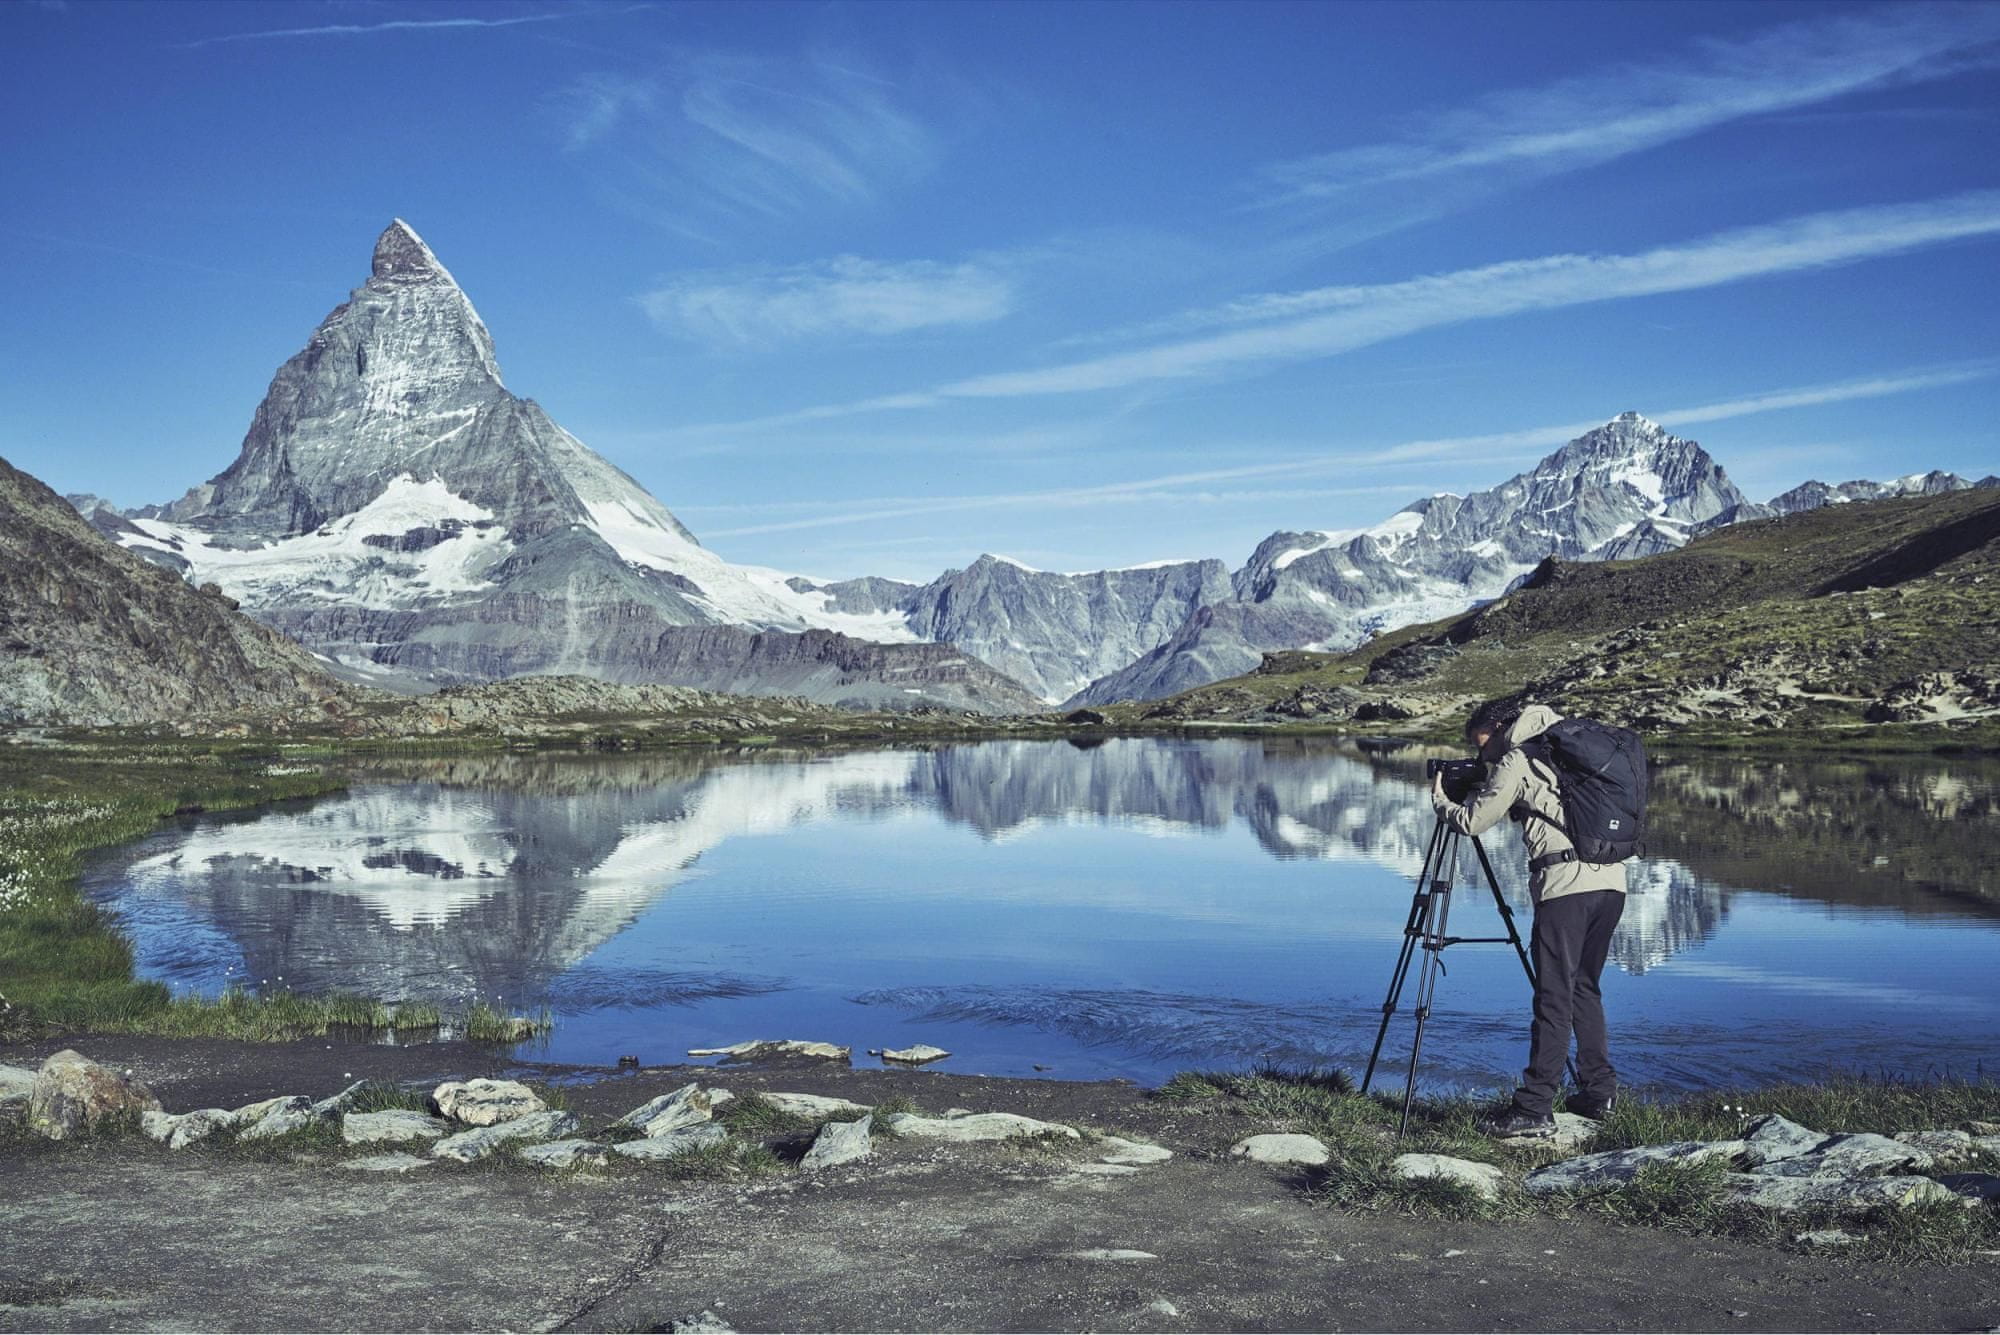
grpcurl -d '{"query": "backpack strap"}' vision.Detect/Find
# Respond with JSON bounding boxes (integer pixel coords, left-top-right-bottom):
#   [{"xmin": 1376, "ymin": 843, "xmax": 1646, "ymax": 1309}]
[{"xmin": 1530, "ymin": 849, "xmax": 1578, "ymax": 874}]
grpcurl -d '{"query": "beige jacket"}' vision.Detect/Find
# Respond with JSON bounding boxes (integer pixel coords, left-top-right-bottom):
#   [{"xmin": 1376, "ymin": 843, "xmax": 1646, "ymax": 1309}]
[{"xmin": 1435, "ymin": 703, "xmax": 1628, "ymax": 904}]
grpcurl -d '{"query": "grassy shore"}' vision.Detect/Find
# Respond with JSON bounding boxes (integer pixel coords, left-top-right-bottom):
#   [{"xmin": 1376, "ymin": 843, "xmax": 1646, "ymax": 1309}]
[
  {"xmin": 0, "ymin": 741, "xmax": 552, "ymax": 1043},
  {"xmin": 1161, "ymin": 1068, "xmax": 2000, "ymax": 1263}
]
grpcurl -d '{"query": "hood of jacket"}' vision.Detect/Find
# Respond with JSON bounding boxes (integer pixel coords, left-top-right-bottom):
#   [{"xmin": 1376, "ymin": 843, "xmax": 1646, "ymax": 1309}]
[{"xmin": 1479, "ymin": 702, "xmax": 1563, "ymax": 761}]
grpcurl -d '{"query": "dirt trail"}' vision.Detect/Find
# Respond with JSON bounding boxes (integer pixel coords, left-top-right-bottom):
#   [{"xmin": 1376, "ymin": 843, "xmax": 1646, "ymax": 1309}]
[{"xmin": 2, "ymin": 1037, "xmax": 1994, "ymax": 1333}]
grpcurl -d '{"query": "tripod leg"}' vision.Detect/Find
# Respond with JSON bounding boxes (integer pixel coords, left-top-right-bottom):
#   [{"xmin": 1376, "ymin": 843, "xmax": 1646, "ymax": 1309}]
[
  {"xmin": 1361, "ymin": 822, "xmax": 1445, "ymax": 1094},
  {"xmin": 1399, "ymin": 878, "xmax": 1453, "ymax": 1137}
]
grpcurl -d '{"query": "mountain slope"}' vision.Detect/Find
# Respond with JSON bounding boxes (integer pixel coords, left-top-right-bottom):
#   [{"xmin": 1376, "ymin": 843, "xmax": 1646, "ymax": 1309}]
[
  {"xmin": 1070, "ymin": 412, "xmax": 1745, "ymax": 706},
  {"xmin": 0, "ymin": 455, "xmax": 352, "ymax": 727},
  {"xmin": 1120, "ymin": 488, "xmax": 2000, "ymax": 739},
  {"xmin": 95, "ymin": 221, "xmax": 1037, "ymax": 713}
]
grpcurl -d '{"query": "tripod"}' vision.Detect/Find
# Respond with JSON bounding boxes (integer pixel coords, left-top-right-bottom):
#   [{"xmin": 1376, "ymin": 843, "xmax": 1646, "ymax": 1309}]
[{"xmin": 1360, "ymin": 814, "xmax": 1564, "ymax": 1136}]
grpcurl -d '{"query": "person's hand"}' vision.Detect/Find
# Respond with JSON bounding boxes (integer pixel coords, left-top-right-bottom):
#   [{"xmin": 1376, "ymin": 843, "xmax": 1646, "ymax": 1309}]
[{"xmin": 1431, "ymin": 771, "xmax": 1448, "ymax": 809}]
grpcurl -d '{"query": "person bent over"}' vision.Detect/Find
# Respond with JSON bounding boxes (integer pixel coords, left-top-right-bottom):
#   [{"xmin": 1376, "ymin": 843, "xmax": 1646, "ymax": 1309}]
[{"xmin": 1431, "ymin": 700, "xmax": 1626, "ymax": 1138}]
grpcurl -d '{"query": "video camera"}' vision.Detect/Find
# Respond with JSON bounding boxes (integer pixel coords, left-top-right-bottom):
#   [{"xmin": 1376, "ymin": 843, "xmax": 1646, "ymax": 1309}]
[{"xmin": 1426, "ymin": 756, "xmax": 1485, "ymax": 803}]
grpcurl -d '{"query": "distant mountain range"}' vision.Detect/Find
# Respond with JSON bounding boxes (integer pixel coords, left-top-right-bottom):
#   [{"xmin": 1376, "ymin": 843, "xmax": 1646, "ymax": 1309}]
[{"xmin": 56, "ymin": 219, "xmax": 1998, "ymax": 714}]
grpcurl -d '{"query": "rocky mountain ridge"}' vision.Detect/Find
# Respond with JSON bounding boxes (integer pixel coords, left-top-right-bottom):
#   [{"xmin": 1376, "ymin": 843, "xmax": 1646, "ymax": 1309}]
[{"xmin": 0, "ymin": 455, "xmax": 353, "ymax": 728}]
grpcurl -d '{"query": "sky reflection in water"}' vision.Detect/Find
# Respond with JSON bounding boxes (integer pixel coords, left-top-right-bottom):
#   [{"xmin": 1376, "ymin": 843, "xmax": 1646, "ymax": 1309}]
[{"xmin": 85, "ymin": 739, "xmax": 2000, "ymax": 1092}]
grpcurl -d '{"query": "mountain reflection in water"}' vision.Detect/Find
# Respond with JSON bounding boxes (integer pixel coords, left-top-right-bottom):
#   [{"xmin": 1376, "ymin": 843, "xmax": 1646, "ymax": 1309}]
[{"xmin": 86, "ymin": 738, "xmax": 2000, "ymax": 1089}]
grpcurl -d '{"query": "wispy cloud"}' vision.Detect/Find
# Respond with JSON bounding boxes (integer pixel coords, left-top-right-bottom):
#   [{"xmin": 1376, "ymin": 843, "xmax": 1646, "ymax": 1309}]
[
  {"xmin": 1255, "ymin": 3, "xmax": 2000, "ymax": 222},
  {"xmin": 176, "ymin": 8, "xmax": 618, "ymax": 50},
  {"xmin": 695, "ymin": 362, "xmax": 1997, "ymax": 538},
  {"xmin": 549, "ymin": 50, "xmax": 937, "ymax": 232},
  {"xmin": 641, "ymin": 257, "xmax": 1012, "ymax": 345},
  {"xmin": 676, "ymin": 192, "xmax": 2000, "ymax": 429}
]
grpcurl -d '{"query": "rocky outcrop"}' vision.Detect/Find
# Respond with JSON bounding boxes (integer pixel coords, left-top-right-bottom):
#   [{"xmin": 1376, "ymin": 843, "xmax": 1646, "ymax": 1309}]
[
  {"xmin": 431, "ymin": 1078, "xmax": 546, "ymax": 1126},
  {"xmin": 0, "ymin": 456, "xmax": 352, "ymax": 727},
  {"xmin": 26, "ymin": 1050, "xmax": 162, "ymax": 1139}
]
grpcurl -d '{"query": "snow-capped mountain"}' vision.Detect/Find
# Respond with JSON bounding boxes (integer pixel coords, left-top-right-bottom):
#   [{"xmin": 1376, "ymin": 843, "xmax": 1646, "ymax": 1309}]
[
  {"xmin": 1070, "ymin": 413, "xmax": 1746, "ymax": 705},
  {"xmin": 94, "ymin": 221, "xmax": 1039, "ymax": 712}
]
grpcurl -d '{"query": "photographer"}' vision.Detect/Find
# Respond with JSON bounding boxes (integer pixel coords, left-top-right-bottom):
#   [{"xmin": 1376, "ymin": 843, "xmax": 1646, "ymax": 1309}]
[{"xmin": 1431, "ymin": 700, "xmax": 1627, "ymax": 1138}]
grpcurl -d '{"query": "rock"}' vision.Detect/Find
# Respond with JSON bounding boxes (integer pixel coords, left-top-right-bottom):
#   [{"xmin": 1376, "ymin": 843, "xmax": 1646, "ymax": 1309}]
[
  {"xmin": 665, "ymin": 1311, "xmax": 734, "ymax": 1333},
  {"xmin": 1147, "ymin": 1299, "xmax": 1181, "ymax": 1318},
  {"xmin": 1064, "ymin": 1249, "xmax": 1157, "ymax": 1262},
  {"xmin": 687, "ymin": 1040, "xmax": 850, "ymax": 1063},
  {"xmin": 1965, "ymin": 1120, "xmax": 2000, "ymax": 1137},
  {"xmin": 1393, "ymin": 1153, "xmax": 1511, "ymax": 1201},
  {"xmin": 1937, "ymin": 1172, "xmax": 2000, "ymax": 1203},
  {"xmin": 1751, "ymin": 1133, "xmax": 1932, "ymax": 1179},
  {"xmin": 232, "ymin": 1095, "xmax": 308, "ymax": 1124},
  {"xmin": 0, "ymin": 1064, "xmax": 33, "ymax": 1131},
  {"xmin": 880, "ymin": 1044, "xmax": 951, "ymax": 1066},
  {"xmin": 886, "ymin": 1112, "xmax": 1080, "ymax": 1143},
  {"xmin": 27, "ymin": 1050, "xmax": 162, "ymax": 1140},
  {"xmin": 1526, "ymin": 1141, "xmax": 1744, "ymax": 1195},
  {"xmin": 705, "ymin": 1087, "xmax": 734, "ymax": 1109},
  {"xmin": 431, "ymin": 1078, "xmax": 546, "ymax": 1127},
  {"xmin": 519, "ymin": 1139, "xmax": 610, "ymax": 1169},
  {"xmin": 308, "ymin": 1081, "xmax": 371, "ymax": 1120},
  {"xmin": 241, "ymin": 1103, "xmax": 320, "ymax": 1141},
  {"xmin": 342, "ymin": 1152, "xmax": 432, "ymax": 1173},
  {"xmin": 615, "ymin": 1083, "xmax": 713, "ymax": 1138},
  {"xmin": 1793, "ymin": 1229, "xmax": 1861, "ymax": 1248},
  {"xmin": 1738, "ymin": 1113, "xmax": 1827, "ymax": 1166},
  {"xmin": 1721, "ymin": 1172, "xmax": 1960, "ymax": 1213},
  {"xmin": 431, "ymin": 1110, "xmax": 580, "ymax": 1162},
  {"xmin": 1895, "ymin": 1129, "xmax": 1976, "ymax": 1160},
  {"xmin": 800, "ymin": 1115, "xmax": 872, "ymax": 1170},
  {"xmin": 758, "ymin": 1092, "xmax": 873, "ymax": 1120},
  {"xmin": 612, "ymin": 1124, "xmax": 730, "ymax": 1162},
  {"xmin": 1229, "ymin": 1134, "xmax": 1330, "ymax": 1167},
  {"xmin": 1098, "ymin": 1136, "xmax": 1173, "ymax": 1166},
  {"xmin": 141, "ymin": 1107, "xmax": 236, "ymax": 1150},
  {"xmin": 342, "ymin": 1110, "xmax": 453, "ymax": 1145}
]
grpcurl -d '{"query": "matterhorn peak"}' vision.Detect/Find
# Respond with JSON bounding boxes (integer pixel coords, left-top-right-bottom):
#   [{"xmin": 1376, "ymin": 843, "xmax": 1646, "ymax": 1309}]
[{"xmin": 371, "ymin": 218, "xmax": 451, "ymax": 283}]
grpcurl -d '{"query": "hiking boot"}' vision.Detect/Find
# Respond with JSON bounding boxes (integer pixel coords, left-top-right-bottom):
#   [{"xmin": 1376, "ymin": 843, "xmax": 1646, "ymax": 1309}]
[
  {"xmin": 1563, "ymin": 1091, "xmax": 1615, "ymax": 1121},
  {"xmin": 1479, "ymin": 1104, "xmax": 1556, "ymax": 1139}
]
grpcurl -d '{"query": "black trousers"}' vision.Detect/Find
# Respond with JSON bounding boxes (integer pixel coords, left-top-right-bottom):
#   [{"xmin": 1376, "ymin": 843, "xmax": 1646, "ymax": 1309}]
[{"xmin": 1515, "ymin": 889, "xmax": 1624, "ymax": 1117}]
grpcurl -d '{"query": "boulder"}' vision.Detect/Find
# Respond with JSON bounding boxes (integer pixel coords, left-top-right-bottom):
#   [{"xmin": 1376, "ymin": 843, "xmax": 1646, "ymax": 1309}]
[
  {"xmin": 1751, "ymin": 1133, "xmax": 1932, "ymax": 1179},
  {"xmin": 141, "ymin": 1107, "xmax": 236, "ymax": 1150},
  {"xmin": 800, "ymin": 1115, "xmax": 873, "ymax": 1170},
  {"xmin": 612, "ymin": 1124, "xmax": 731, "ymax": 1162},
  {"xmin": 342, "ymin": 1110, "xmax": 453, "ymax": 1145},
  {"xmin": 232, "ymin": 1095, "xmax": 307, "ymax": 1124},
  {"xmin": 431, "ymin": 1110, "xmax": 579, "ymax": 1162},
  {"xmin": 431, "ymin": 1078, "xmax": 546, "ymax": 1127},
  {"xmin": 758, "ymin": 1092, "xmax": 873, "ymax": 1120},
  {"xmin": 241, "ymin": 1102, "xmax": 320, "ymax": 1141},
  {"xmin": 0, "ymin": 1064, "xmax": 33, "ymax": 1132},
  {"xmin": 1062, "ymin": 1249, "xmax": 1157, "ymax": 1261},
  {"xmin": 880, "ymin": 1044, "xmax": 950, "ymax": 1066},
  {"xmin": 1892, "ymin": 1129, "xmax": 1975, "ymax": 1164},
  {"xmin": 1721, "ymin": 1173, "xmax": 1959, "ymax": 1213},
  {"xmin": 1525, "ymin": 1141, "xmax": 1743, "ymax": 1195},
  {"xmin": 1393, "ymin": 1153, "xmax": 1510, "ymax": 1201},
  {"xmin": 886, "ymin": 1112, "xmax": 1080, "ymax": 1143},
  {"xmin": 519, "ymin": 1139, "xmax": 610, "ymax": 1169},
  {"xmin": 1737, "ymin": 1113, "xmax": 1827, "ymax": 1166},
  {"xmin": 1965, "ymin": 1120, "xmax": 2000, "ymax": 1137},
  {"xmin": 615, "ymin": 1083, "xmax": 713, "ymax": 1138},
  {"xmin": 342, "ymin": 1152, "xmax": 431, "ymax": 1173},
  {"xmin": 309, "ymin": 1081, "xmax": 371, "ymax": 1120},
  {"xmin": 1097, "ymin": 1136, "xmax": 1173, "ymax": 1166},
  {"xmin": 28, "ymin": 1051, "xmax": 162, "ymax": 1140},
  {"xmin": 1229, "ymin": 1134, "xmax": 1330, "ymax": 1167},
  {"xmin": 687, "ymin": 1040, "xmax": 850, "ymax": 1063}
]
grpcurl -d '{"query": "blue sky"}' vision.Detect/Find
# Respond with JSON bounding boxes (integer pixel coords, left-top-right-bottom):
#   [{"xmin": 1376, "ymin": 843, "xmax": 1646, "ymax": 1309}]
[{"xmin": 3, "ymin": 0, "xmax": 1997, "ymax": 581}]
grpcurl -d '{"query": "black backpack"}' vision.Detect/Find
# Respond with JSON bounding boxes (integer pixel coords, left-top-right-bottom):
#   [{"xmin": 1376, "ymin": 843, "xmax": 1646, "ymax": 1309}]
[{"xmin": 1518, "ymin": 717, "xmax": 1648, "ymax": 865}]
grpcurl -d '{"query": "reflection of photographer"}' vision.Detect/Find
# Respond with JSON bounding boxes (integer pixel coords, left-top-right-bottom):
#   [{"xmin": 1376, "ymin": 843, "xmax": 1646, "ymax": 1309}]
[{"xmin": 1431, "ymin": 700, "xmax": 1646, "ymax": 1138}]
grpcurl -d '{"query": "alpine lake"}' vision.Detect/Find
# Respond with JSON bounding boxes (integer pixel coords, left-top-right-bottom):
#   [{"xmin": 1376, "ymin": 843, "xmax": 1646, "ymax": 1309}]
[{"xmin": 83, "ymin": 737, "xmax": 2000, "ymax": 1094}]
